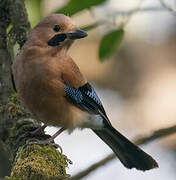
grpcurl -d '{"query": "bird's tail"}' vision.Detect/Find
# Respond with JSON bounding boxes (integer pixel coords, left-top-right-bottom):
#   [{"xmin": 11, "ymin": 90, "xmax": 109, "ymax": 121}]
[{"xmin": 93, "ymin": 125, "xmax": 158, "ymax": 171}]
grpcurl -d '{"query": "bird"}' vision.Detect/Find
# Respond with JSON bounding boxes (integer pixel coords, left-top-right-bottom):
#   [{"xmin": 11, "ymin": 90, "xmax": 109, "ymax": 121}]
[{"xmin": 12, "ymin": 14, "xmax": 158, "ymax": 171}]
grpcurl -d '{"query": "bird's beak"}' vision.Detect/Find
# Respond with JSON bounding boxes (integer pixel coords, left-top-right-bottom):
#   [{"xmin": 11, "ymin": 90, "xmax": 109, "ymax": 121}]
[{"xmin": 67, "ymin": 29, "xmax": 88, "ymax": 40}]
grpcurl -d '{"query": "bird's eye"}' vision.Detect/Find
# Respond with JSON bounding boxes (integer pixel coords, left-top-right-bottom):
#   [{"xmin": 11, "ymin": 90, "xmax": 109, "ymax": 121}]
[{"xmin": 53, "ymin": 25, "xmax": 60, "ymax": 32}]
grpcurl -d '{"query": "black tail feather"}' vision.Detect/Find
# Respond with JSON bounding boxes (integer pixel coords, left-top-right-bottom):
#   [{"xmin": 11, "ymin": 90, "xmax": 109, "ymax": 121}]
[{"xmin": 93, "ymin": 125, "xmax": 158, "ymax": 171}]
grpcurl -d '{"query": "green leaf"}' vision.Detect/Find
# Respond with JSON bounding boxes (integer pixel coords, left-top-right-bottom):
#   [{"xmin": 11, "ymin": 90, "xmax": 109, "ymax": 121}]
[
  {"xmin": 99, "ymin": 29, "xmax": 124, "ymax": 61},
  {"xmin": 55, "ymin": 0, "xmax": 107, "ymax": 16}
]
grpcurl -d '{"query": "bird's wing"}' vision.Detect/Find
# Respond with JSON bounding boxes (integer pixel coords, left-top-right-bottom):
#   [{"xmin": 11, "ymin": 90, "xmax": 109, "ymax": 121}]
[{"xmin": 64, "ymin": 82, "xmax": 111, "ymax": 125}]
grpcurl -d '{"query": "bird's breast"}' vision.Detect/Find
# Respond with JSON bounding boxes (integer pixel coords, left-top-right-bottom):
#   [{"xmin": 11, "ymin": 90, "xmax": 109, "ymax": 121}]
[{"xmin": 12, "ymin": 55, "xmax": 88, "ymax": 129}]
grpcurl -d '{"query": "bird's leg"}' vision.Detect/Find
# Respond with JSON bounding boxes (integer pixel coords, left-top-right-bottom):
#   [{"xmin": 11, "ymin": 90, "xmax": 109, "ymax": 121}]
[
  {"xmin": 29, "ymin": 124, "xmax": 47, "ymax": 135},
  {"xmin": 17, "ymin": 124, "xmax": 47, "ymax": 143},
  {"xmin": 47, "ymin": 127, "xmax": 66, "ymax": 141},
  {"xmin": 28, "ymin": 127, "xmax": 66, "ymax": 153}
]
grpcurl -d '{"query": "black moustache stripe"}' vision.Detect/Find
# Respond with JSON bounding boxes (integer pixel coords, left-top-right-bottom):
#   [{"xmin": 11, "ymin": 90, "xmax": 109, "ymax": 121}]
[{"xmin": 48, "ymin": 33, "xmax": 67, "ymax": 46}]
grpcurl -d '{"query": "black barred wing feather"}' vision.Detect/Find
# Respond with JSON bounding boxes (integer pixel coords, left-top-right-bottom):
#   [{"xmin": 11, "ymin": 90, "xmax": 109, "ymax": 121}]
[
  {"xmin": 78, "ymin": 83, "xmax": 107, "ymax": 116},
  {"xmin": 64, "ymin": 83, "xmax": 110, "ymax": 124}
]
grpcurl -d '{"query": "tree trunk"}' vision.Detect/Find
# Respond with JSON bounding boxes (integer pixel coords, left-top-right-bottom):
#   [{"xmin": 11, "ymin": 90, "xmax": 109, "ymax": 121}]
[{"xmin": 0, "ymin": 1, "xmax": 70, "ymax": 179}]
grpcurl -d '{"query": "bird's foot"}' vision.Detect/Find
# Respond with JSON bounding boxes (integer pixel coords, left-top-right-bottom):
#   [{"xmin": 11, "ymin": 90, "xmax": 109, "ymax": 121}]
[
  {"xmin": 27, "ymin": 138, "xmax": 63, "ymax": 153},
  {"xmin": 19, "ymin": 127, "xmax": 65, "ymax": 153},
  {"xmin": 16, "ymin": 124, "xmax": 47, "ymax": 143}
]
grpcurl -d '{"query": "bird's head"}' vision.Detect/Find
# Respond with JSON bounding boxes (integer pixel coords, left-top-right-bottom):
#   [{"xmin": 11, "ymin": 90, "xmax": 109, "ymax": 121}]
[{"xmin": 27, "ymin": 14, "xmax": 87, "ymax": 51}]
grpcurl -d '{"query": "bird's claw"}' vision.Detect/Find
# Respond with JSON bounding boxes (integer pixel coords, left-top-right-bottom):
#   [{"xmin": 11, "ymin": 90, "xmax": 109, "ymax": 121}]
[
  {"xmin": 16, "ymin": 125, "xmax": 47, "ymax": 144},
  {"xmin": 16, "ymin": 131, "xmax": 31, "ymax": 144}
]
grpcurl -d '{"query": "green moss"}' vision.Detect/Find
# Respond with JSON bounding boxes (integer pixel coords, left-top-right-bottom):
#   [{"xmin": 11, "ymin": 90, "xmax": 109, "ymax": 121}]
[
  {"xmin": 11, "ymin": 145, "xmax": 70, "ymax": 180},
  {"xmin": 7, "ymin": 118, "xmax": 41, "ymax": 160},
  {"xmin": 7, "ymin": 93, "xmax": 31, "ymax": 120},
  {"xmin": 0, "ymin": 93, "xmax": 31, "ymax": 121}
]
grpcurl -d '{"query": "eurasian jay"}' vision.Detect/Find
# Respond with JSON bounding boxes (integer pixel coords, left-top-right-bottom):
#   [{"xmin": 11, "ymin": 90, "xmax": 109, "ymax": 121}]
[{"xmin": 12, "ymin": 14, "xmax": 158, "ymax": 171}]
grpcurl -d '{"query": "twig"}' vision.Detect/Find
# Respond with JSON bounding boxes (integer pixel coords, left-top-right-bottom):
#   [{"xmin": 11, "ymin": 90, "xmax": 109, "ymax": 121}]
[
  {"xmin": 159, "ymin": 0, "xmax": 176, "ymax": 16},
  {"xmin": 135, "ymin": 125, "xmax": 176, "ymax": 145},
  {"xmin": 71, "ymin": 125, "xmax": 176, "ymax": 180},
  {"xmin": 119, "ymin": 0, "xmax": 144, "ymax": 28}
]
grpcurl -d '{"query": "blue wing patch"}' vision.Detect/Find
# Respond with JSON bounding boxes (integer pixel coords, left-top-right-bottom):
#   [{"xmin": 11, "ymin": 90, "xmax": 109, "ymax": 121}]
[
  {"xmin": 65, "ymin": 83, "xmax": 83, "ymax": 103},
  {"xmin": 65, "ymin": 82, "xmax": 106, "ymax": 115}
]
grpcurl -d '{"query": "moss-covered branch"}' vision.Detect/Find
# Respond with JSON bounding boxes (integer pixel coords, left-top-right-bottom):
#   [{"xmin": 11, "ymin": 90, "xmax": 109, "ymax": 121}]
[
  {"xmin": 8, "ymin": 118, "xmax": 70, "ymax": 180},
  {"xmin": 11, "ymin": 145, "xmax": 69, "ymax": 180}
]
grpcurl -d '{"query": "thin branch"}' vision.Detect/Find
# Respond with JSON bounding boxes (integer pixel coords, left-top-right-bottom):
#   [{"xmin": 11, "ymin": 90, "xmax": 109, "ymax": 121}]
[
  {"xmin": 71, "ymin": 125, "xmax": 176, "ymax": 180},
  {"xmin": 159, "ymin": 0, "xmax": 176, "ymax": 16},
  {"xmin": 135, "ymin": 125, "xmax": 176, "ymax": 145}
]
